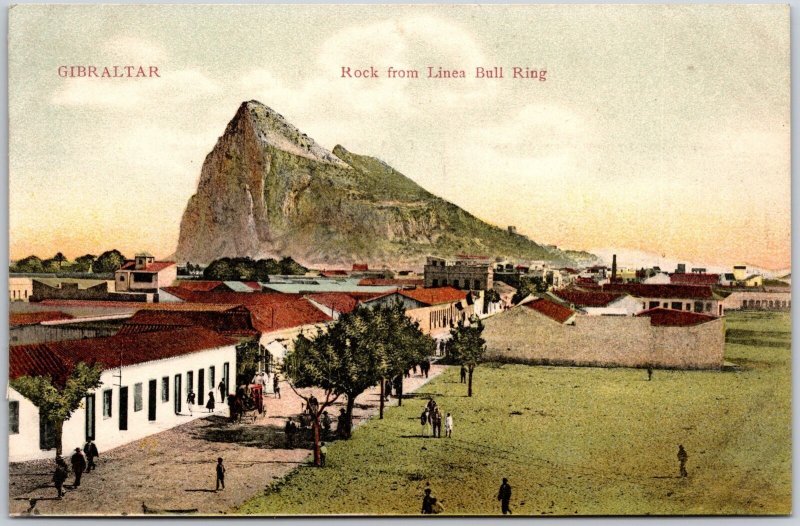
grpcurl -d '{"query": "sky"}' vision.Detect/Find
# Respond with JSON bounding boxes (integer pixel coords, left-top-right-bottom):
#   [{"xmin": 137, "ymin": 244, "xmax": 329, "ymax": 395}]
[{"xmin": 8, "ymin": 5, "xmax": 791, "ymax": 270}]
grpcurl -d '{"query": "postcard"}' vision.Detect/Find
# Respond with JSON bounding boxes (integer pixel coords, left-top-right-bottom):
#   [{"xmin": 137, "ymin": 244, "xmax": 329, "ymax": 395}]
[{"xmin": 7, "ymin": 4, "xmax": 791, "ymax": 517}]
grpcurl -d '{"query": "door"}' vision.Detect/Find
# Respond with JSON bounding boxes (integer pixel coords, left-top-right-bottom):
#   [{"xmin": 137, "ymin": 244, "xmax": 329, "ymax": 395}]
[
  {"xmin": 222, "ymin": 362, "xmax": 229, "ymax": 401},
  {"xmin": 148, "ymin": 380, "xmax": 157, "ymax": 422},
  {"xmin": 119, "ymin": 386, "xmax": 128, "ymax": 431},
  {"xmin": 198, "ymin": 368, "xmax": 205, "ymax": 406},
  {"xmin": 85, "ymin": 394, "xmax": 96, "ymax": 441},
  {"xmin": 174, "ymin": 374, "xmax": 182, "ymax": 414}
]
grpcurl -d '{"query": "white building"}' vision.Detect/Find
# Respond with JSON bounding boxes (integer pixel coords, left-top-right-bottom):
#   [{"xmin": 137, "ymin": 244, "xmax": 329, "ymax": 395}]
[
  {"xmin": 9, "ymin": 327, "xmax": 236, "ymax": 462},
  {"xmin": 115, "ymin": 253, "xmax": 177, "ymax": 293}
]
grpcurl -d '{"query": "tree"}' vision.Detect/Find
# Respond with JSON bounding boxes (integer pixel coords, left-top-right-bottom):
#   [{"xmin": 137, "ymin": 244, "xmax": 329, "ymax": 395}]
[
  {"xmin": 92, "ymin": 250, "xmax": 126, "ymax": 273},
  {"xmin": 11, "ymin": 362, "xmax": 103, "ymax": 457},
  {"xmin": 74, "ymin": 254, "xmax": 97, "ymax": 273},
  {"xmin": 448, "ymin": 316, "xmax": 486, "ymax": 397},
  {"xmin": 511, "ymin": 276, "xmax": 548, "ymax": 304},
  {"xmin": 52, "ymin": 252, "xmax": 68, "ymax": 269},
  {"xmin": 11, "ymin": 255, "xmax": 44, "ymax": 273},
  {"xmin": 235, "ymin": 340, "xmax": 264, "ymax": 386},
  {"xmin": 483, "ymin": 288, "xmax": 501, "ymax": 313},
  {"xmin": 278, "ymin": 256, "xmax": 307, "ymax": 276}
]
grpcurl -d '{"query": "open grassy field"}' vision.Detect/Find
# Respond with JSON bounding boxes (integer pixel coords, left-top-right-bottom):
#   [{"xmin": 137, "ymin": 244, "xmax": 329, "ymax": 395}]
[{"xmin": 238, "ymin": 311, "xmax": 791, "ymax": 516}]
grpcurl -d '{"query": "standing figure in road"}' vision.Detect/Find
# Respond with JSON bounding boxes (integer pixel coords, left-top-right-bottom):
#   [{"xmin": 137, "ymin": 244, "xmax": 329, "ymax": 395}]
[
  {"xmin": 308, "ymin": 395, "xmax": 319, "ymax": 415},
  {"xmin": 53, "ymin": 458, "xmax": 68, "ymax": 498},
  {"xmin": 678, "ymin": 444, "xmax": 689, "ymax": 477},
  {"xmin": 273, "ymin": 374, "xmax": 281, "ymax": 399},
  {"xmin": 206, "ymin": 391, "xmax": 216, "ymax": 413},
  {"xmin": 218, "ymin": 380, "xmax": 226, "ymax": 403},
  {"xmin": 83, "ymin": 438, "xmax": 99, "ymax": 472},
  {"xmin": 321, "ymin": 410, "xmax": 332, "ymax": 439},
  {"xmin": 460, "ymin": 364, "xmax": 467, "ymax": 383},
  {"xmin": 70, "ymin": 448, "xmax": 87, "ymax": 488},
  {"xmin": 497, "ymin": 477, "xmax": 512, "ymax": 514},
  {"xmin": 187, "ymin": 390, "xmax": 196, "ymax": 415},
  {"xmin": 444, "ymin": 412, "xmax": 453, "ymax": 438},
  {"xmin": 215, "ymin": 457, "xmax": 226, "ymax": 491},
  {"xmin": 285, "ymin": 419, "xmax": 296, "ymax": 448}
]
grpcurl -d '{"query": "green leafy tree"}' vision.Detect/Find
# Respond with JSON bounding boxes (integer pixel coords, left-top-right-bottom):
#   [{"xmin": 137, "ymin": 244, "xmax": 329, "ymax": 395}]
[
  {"xmin": 11, "ymin": 255, "xmax": 44, "ymax": 273},
  {"xmin": 235, "ymin": 340, "xmax": 265, "ymax": 386},
  {"xmin": 74, "ymin": 254, "xmax": 97, "ymax": 273},
  {"xmin": 511, "ymin": 276, "xmax": 548, "ymax": 304},
  {"xmin": 278, "ymin": 256, "xmax": 307, "ymax": 275},
  {"xmin": 92, "ymin": 250, "xmax": 126, "ymax": 273},
  {"xmin": 10, "ymin": 362, "xmax": 103, "ymax": 457},
  {"xmin": 379, "ymin": 301, "xmax": 434, "ymax": 408},
  {"xmin": 52, "ymin": 252, "xmax": 68, "ymax": 269},
  {"xmin": 203, "ymin": 258, "xmax": 236, "ymax": 280},
  {"xmin": 42, "ymin": 259, "xmax": 62, "ymax": 273},
  {"xmin": 483, "ymin": 288, "xmax": 501, "ymax": 313},
  {"xmin": 448, "ymin": 316, "xmax": 487, "ymax": 397}
]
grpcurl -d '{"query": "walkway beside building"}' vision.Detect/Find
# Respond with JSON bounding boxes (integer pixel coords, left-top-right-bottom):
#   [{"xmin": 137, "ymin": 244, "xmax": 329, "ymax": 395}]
[{"xmin": 9, "ymin": 364, "xmax": 445, "ymax": 516}]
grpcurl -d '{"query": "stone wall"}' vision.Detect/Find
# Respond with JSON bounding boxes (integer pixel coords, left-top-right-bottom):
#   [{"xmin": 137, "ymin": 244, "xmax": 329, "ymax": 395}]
[{"xmin": 482, "ymin": 307, "xmax": 724, "ymax": 370}]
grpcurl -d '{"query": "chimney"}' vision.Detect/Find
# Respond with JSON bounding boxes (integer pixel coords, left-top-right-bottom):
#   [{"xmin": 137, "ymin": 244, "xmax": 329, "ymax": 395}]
[{"xmin": 611, "ymin": 254, "xmax": 617, "ymax": 282}]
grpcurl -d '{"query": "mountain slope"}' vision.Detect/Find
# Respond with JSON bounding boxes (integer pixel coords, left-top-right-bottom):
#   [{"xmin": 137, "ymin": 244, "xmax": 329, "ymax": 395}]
[{"xmin": 176, "ymin": 101, "xmax": 595, "ymax": 268}]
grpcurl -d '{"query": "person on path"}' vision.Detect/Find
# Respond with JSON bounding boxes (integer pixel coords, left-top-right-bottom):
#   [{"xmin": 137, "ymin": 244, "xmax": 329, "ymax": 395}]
[
  {"xmin": 421, "ymin": 488, "xmax": 436, "ymax": 514},
  {"xmin": 445, "ymin": 413, "xmax": 453, "ymax": 438},
  {"xmin": 497, "ymin": 477, "xmax": 512, "ymax": 515},
  {"xmin": 678, "ymin": 445, "xmax": 688, "ymax": 477},
  {"xmin": 273, "ymin": 374, "xmax": 281, "ymax": 398},
  {"xmin": 206, "ymin": 391, "xmax": 215, "ymax": 413},
  {"xmin": 420, "ymin": 409, "xmax": 429, "ymax": 437},
  {"xmin": 647, "ymin": 367, "xmax": 653, "ymax": 381},
  {"xmin": 322, "ymin": 410, "xmax": 332, "ymax": 439},
  {"xmin": 320, "ymin": 442, "xmax": 328, "ymax": 467},
  {"xmin": 70, "ymin": 448, "xmax": 87, "ymax": 488},
  {"xmin": 285, "ymin": 419, "xmax": 296, "ymax": 448},
  {"xmin": 53, "ymin": 458, "xmax": 68, "ymax": 498},
  {"xmin": 218, "ymin": 380, "xmax": 226, "ymax": 403},
  {"xmin": 460, "ymin": 365, "xmax": 467, "ymax": 383},
  {"xmin": 393, "ymin": 376, "xmax": 403, "ymax": 401},
  {"xmin": 83, "ymin": 438, "xmax": 99, "ymax": 472},
  {"xmin": 187, "ymin": 390, "xmax": 196, "ymax": 415},
  {"xmin": 432, "ymin": 408, "xmax": 442, "ymax": 438},
  {"xmin": 215, "ymin": 457, "xmax": 226, "ymax": 491}
]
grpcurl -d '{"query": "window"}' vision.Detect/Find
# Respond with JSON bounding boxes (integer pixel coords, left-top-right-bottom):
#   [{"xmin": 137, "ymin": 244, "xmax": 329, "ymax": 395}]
[
  {"xmin": 198, "ymin": 369, "xmax": 205, "ymax": 406},
  {"xmin": 706, "ymin": 302, "xmax": 713, "ymax": 312},
  {"xmin": 432, "ymin": 279, "xmax": 439, "ymax": 287},
  {"xmin": 474, "ymin": 280, "xmax": 481, "ymax": 290},
  {"xmin": 187, "ymin": 371, "xmax": 194, "ymax": 399},
  {"xmin": 671, "ymin": 302, "xmax": 683, "ymax": 310},
  {"xmin": 648, "ymin": 301, "xmax": 659, "ymax": 310},
  {"xmin": 103, "ymin": 389, "xmax": 112, "ymax": 418},
  {"xmin": 133, "ymin": 273, "xmax": 153, "ymax": 283},
  {"xmin": 134, "ymin": 383, "xmax": 143, "ymax": 412},
  {"xmin": 453, "ymin": 279, "xmax": 459, "ymax": 289},
  {"xmin": 161, "ymin": 377, "xmax": 169, "ymax": 403},
  {"xmin": 694, "ymin": 301, "xmax": 704, "ymax": 313},
  {"xmin": 9, "ymin": 401, "xmax": 19, "ymax": 434},
  {"xmin": 442, "ymin": 279, "xmax": 448, "ymax": 286},
  {"xmin": 119, "ymin": 276, "xmax": 125, "ymax": 281}
]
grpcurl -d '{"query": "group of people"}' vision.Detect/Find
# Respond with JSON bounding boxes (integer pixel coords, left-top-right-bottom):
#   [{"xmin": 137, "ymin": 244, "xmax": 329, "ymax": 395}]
[
  {"xmin": 52, "ymin": 439, "xmax": 100, "ymax": 499},
  {"xmin": 185, "ymin": 390, "xmax": 217, "ymax": 414},
  {"xmin": 419, "ymin": 397, "xmax": 452, "ymax": 438},
  {"xmin": 421, "ymin": 478, "xmax": 512, "ymax": 515}
]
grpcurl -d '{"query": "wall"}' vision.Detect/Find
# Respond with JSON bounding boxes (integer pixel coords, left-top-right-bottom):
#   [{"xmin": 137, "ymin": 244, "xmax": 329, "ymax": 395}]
[
  {"xmin": 424, "ymin": 263, "xmax": 493, "ymax": 290},
  {"xmin": 10, "ymin": 321, "xmax": 123, "ymax": 345},
  {"xmin": 9, "ymin": 344, "xmax": 237, "ymax": 463},
  {"xmin": 8, "ymin": 387, "xmax": 40, "ymax": 461},
  {"xmin": 482, "ymin": 307, "xmax": 724, "ymax": 370},
  {"xmin": 722, "ymin": 291, "xmax": 791, "ymax": 311}
]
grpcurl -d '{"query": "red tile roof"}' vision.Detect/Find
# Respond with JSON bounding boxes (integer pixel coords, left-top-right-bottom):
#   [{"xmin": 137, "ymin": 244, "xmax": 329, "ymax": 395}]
[
  {"xmin": 669, "ymin": 273, "xmax": 720, "ymax": 286},
  {"xmin": 636, "ymin": 308, "xmax": 718, "ymax": 327},
  {"xmin": 351, "ymin": 264, "xmax": 369, "ymax": 271},
  {"xmin": 320, "ymin": 270, "xmax": 348, "ymax": 277},
  {"xmin": 244, "ymin": 302, "xmax": 331, "ymax": 333},
  {"xmin": 172, "ymin": 280, "xmax": 228, "ymax": 292},
  {"xmin": 10, "ymin": 311, "xmax": 74, "ymax": 327},
  {"xmin": 119, "ymin": 261, "xmax": 176, "ymax": 272},
  {"xmin": 304, "ymin": 293, "xmax": 361, "ymax": 314},
  {"xmin": 603, "ymin": 283, "xmax": 715, "ymax": 300},
  {"xmin": 39, "ymin": 299, "xmax": 242, "ymax": 312},
  {"xmin": 522, "ymin": 298, "xmax": 576, "ymax": 324},
  {"xmin": 10, "ymin": 327, "xmax": 235, "ymax": 387},
  {"xmin": 551, "ymin": 290, "xmax": 625, "ymax": 308},
  {"xmin": 117, "ymin": 308, "xmax": 258, "ymax": 337},
  {"xmin": 398, "ymin": 287, "xmax": 468, "ymax": 306}
]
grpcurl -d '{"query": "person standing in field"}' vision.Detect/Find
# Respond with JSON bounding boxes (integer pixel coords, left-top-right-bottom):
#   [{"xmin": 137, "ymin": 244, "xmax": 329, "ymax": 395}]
[
  {"xmin": 445, "ymin": 412, "xmax": 453, "ymax": 438},
  {"xmin": 678, "ymin": 445, "xmax": 688, "ymax": 477},
  {"xmin": 647, "ymin": 366, "xmax": 653, "ymax": 381},
  {"xmin": 421, "ymin": 488, "xmax": 436, "ymax": 514},
  {"xmin": 215, "ymin": 457, "xmax": 225, "ymax": 491},
  {"xmin": 497, "ymin": 477, "xmax": 512, "ymax": 514},
  {"xmin": 322, "ymin": 410, "xmax": 332, "ymax": 439},
  {"xmin": 460, "ymin": 365, "xmax": 467, "ymax": 383},
  {"xmin": 432, "ymin": 408, "xmax": 442, "ymax": 438},
  {"xmin": 420, "ymin": 409, "xmax": 429, "ymax": 437}
]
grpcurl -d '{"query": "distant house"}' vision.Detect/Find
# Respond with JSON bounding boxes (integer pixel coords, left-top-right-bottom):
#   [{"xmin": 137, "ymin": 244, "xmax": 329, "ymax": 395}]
[
  {"xmin": 9, "ymin": 277, "xmax": 33, "ymax": 302},
  {"xmin": 602, "ymin": 283, "xmax": 724, "ymax": 316},
  {"xmin": 9, "ymin": 327, "xmax": 237, "ymax": 462},
  {"xmin": 115, "ymin": 253, "xmax": 177, "ymax": 294},
  {"xmin": 424, "ymin": 256, "xmax": 493, "ymax": 291}
]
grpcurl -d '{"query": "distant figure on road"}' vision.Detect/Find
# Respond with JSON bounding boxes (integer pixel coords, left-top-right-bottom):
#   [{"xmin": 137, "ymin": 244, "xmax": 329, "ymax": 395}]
[
  {"xmin": 83, "ymin": 438, "xmax": 99, "ymax": 472},
  {"xmin": 273, "ymin": 374, "xmax": 281, "ymax": 398},
  {"xmin": 70, "ymin": 448, "xmax": 86, "ymax": 488},
  {"xmin": 445, "ymin": 412, "xmax": 453, "ymax": 438},
  {"xmin": 218, "ymin": 380, "xmax": 226, "ymax": 403},
  {"xmin": 393, "ymin": 376, "xmax": 403, "ymax": 400},
  {"xmin": 647, "ymin": 367, "xmax": 653, "ymax": 381},
  {"xmin": 678, "ymin": 445, "xmax": 688, "ymax": 477},
  {"xmin": 421, "ymin": 488, "xmax": 436, "ymax": 514},
  {"xmin": 215, "ymin": 457, "xmax": 225, "ymax": 491},
  {"xmin": 53, "ymin": 458, "xmax": 68, "ymax": 498},
  {"xmin": 420, "ymin": 409, "xmax": 429, "ymax": 437},
  {"xmin": 206, "ymin": 391, "xmax": 215, "ymax": 413},
  {"xmin": 497, "ymin": 477, "xmax": 512, "ymax": 514},
  {"xmin": 460, "ymin": 365, "xmax": 467, "ymax": 383},
  {"xmin": 421, "ymin": 360, "xmax": 430, "ymax": 378}
]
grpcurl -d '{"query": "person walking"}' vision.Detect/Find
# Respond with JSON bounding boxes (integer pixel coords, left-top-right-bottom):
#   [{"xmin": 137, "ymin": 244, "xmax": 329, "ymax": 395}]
[
  {"xmin": 273, "ymin": 374, "xmax": 281, "ymax": 398},
  {"xmin": 83, "ymin": 438, "xmax": 99, "ymax": 472},
  {"xmin": 647, "ymin": 367, "xmax": 653, "ymax": 381},
  {"xmin": 497, "ymin": 477, "xmax": 512, "ymax": 515},
  {"xmin": 421, "ymin": 488, "xmax": 436, "ymax": 514},
  {"xmin": 420, "ymin": 409, "xmax": 429, "ymax": 437},
  {"xmin": 215, "ymin": 457, "xmax": 226, "ymax": 491},
  {"xmin": 445, "ymin": 412, "xmax": 453, "ymax": 438},
  {"xmin": 53, "ymin": 458, "xmax": 68, "ymax": 498},
  {"xmin": 460, "ymin": 364, "xmax": 467, "ymax": 384},
  {"xmin": 70, "ymin": 447, "xmax": 87, "ymax": 488},
  {"xmin": 678, "ymin": 445, "xmax": 688, "ymax": 477},
  {"xmin": 217, "ymin": 380, "xmax": 226, "ymax": 403},
  {"xmin": 206, "ymin": 391, "xmax": 216, "ymax": 413}
]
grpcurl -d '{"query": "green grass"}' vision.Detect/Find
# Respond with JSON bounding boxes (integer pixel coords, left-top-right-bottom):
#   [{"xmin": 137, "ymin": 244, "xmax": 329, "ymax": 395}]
[{"xmin": 238, "ymin": 311, "xmax": 791, "ymax": 515}]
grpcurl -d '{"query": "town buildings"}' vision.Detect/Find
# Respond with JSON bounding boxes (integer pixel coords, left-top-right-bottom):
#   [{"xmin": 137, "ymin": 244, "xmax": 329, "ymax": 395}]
[
  {"xmin": 115, "ymin": 253, "xmax": 177, "ymax": 295},
  {"xmin": 424, "ymin": 256, "xmax": 493, "ymax": 291}
]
